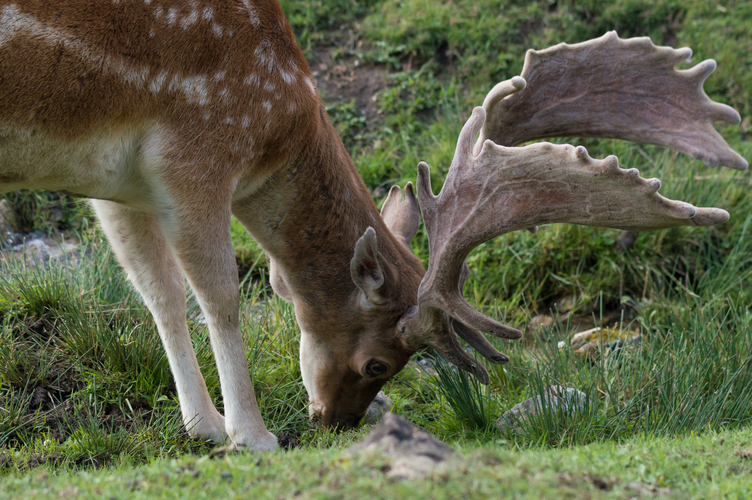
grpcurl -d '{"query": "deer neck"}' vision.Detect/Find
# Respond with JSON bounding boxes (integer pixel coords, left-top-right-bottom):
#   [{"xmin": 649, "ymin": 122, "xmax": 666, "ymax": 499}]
[{"xmin": 232, "ymin": 104, "xmax": 422, "ymax": 318}]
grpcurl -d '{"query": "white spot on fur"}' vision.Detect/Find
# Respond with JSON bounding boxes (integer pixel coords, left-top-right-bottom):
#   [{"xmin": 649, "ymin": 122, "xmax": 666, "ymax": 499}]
[
  {"xmin": 225, "ymin": 117, "xmax": 235, "ymax": 126},
  {"xmin": 262, "ymin": 101, "xmax": 271, "ymax": 112},
  {"xmin": 288, "ymin": 101, "xmax": 296, "ymax": 114},
  {"xmin": 202, "ymin": 7, "xmax": 214, "ymax": 21},
  {"xmin": 241, "ymin": 0, "xmax": 261, "ymax": 28},
  {"xmin": 280, "ymin": 68, "xmax": 296, "ymax": 85},
  {"xmin": 149, "ymin": 29, "xmax": 156, "ymax": 38},
  {"xmin": 180, "ymin": 10, "xmax": 198, "ymax": 30},
  {"xmin": 254, "ymin": 40, "xmax": 277, "ymax": 73},
  {"xmin": 274, "ymin": 93, "xmax": 281, "ymax": 100},
  {"xmin": 180, "ymin": 76, "xmax": 210, "ymax": 106},
  {"xmin": 243, "ymin": 74, "xmax": 260, "ymax": 86},
  {"xmin": 263, "ymin": 81, "xmax": 275, "ymax": 92},
  {"xmin": 149, "ymin": 70, "xmax": 169, "ymax": 94},
  {"xmin": 165, "ymin": 73, "xmax": 210, "ymax": 105},
  {"xmin": 212, "ymin": 71, "xmax": 226, "ymax": 82},
  {"xmin": 218, "ymin": 88, "xmax": 237, "ymax": 106},
  {"xmin": 167, "ymin": 74, "xmax": 182, "ymax": 93},
  {"xmin": 166, "ymin": 8, "xmax": 178, "ymax": 26},
  {"xmin": 122, "ymin": 67, "xmax": 150, "ymax": 86},
  {"xmin": 144, "ymin": 0, "xmax": 152, "ymax": 4},
  {"xmin": 212, "ymin": 23, "xmax": 223, "ymax": 38},
  {"xmin": 304, "ymin": 76, "xmax": 316, "ymax": 95},
  {"xmin": 154, "ymin": 6, "xmax": 164, "ymax": 20},
  {"xmin": 241, "ymin": 116, "xmax": 250, "ymax": 128},
  {"xmin": 203, "ymin": 112, "xmax": 212, "ymax": 121}
]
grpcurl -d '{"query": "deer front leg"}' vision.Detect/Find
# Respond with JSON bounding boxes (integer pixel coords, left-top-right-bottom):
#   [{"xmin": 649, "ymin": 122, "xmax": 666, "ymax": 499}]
[
  {"xmin": 91, "ymin": 200, "xmax": 227, "ymax": 442},
  {"xmin": 159, "ymin": 195, "xmax": 277, "ymax": 451}
]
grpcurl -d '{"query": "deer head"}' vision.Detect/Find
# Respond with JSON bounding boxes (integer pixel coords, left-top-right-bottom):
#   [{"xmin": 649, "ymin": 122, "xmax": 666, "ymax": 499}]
[{"xmin": 298, "ymin": 32, "xmax": 745, "ymax": 428}]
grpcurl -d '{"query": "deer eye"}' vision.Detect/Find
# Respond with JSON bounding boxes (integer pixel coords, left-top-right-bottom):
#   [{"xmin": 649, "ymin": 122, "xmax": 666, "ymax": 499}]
[{"xmin": 363, "ymin": 359, "xmax": 389, "ymax": 377}]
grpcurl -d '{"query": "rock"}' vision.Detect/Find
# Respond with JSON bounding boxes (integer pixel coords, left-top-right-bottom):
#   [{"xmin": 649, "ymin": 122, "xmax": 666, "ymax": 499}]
[
  {"xmin": 570, "ymin": 327, "xmax": 640, "ymax": 358},
  {"xmin": 528, "ymin": 314, "xmax": 554, "ymax": 332},
  {"xmin": 363, "ymin": 391, "xmax": 392, "ymax": 425},
  {"xmin": 408, "ymin": 357, "xmax": 439, "ymax": 378},
  {"xmin": 554, "ymin": 296, "xmax": 577, "ymax": 313},
  {"xmin": 616, "ymin": 230, "xmax": 638, "ymax": 251},
  {"xmin": 626, "ymin": 481, "xmax": 671, "ymax": 497},
  {"xmin": 0, "ymin": 199, "xmax": 20, "ymax": 243},
  {"xmin": 496, "ymin": 385, "xmax": 588, "ymax": 433},
  {"xmin": 4, "ymin": 231, "xmax": 79, "ymax": 266},
  {"xmin": 348, "ymin": 413, "xmax": 454, "ymax": 479}
]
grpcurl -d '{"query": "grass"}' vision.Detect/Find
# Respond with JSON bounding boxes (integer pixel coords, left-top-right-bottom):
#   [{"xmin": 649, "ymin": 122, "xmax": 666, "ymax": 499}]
[
  {"xmin": 1, "ymin": 0, "xmax": 751, "ymax": 497},
  {"xmin": 3, "ymin": 427, "xmax": 752, "ymax": 498}
]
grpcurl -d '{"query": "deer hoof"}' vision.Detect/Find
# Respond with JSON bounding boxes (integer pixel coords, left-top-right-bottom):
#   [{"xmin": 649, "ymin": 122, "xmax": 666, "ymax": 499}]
[
  {"xmin": 232, "ymin": 430, "xmax": 279, "ymax": 452},
  {"xmin": 187, "ymin": 411, "xmax": 227, "ymax": 443}
]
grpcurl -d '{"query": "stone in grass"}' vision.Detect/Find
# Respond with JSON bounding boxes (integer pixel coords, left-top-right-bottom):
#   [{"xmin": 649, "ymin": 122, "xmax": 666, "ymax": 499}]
[
  {"xmin": 13, "ymin": 233, "xmax": 79, "ymax": 266},
  {"xmin": 363, "ymin": 391, "xmax": 392, "ymax": 425},
  {"xmin": 496, "ymin": 385, "xmax": 588, "ymax": 433},
  {"xmin": 571, "ymin": 327, "xmax": 641, "ymax": 359},
  {"xmin": 0, "ymin": 199, "xmax": 19, "ymax": 240},
  {"xmin": 527, "ymin": 314, "xmax": 554, "ymax": 334},
  {"xmin": 348, "ymin": 413, "xmax": 454, "ymax": 479}
]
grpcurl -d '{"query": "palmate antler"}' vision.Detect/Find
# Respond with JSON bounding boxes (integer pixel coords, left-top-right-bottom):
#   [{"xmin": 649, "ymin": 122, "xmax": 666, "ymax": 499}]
[
  {"xmin": 479, "ymin": 31, "xmax": 747, "ymax": 170},
  {"xmin": 394, "ymin": 33, "xmax": 746, "ymax": 383}
]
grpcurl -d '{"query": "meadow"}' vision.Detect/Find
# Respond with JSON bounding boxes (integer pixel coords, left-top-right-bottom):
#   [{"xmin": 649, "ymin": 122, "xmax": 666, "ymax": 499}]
[{"xmin": 1, "ymin": 0, "xmax": 751, "ymax": 497}]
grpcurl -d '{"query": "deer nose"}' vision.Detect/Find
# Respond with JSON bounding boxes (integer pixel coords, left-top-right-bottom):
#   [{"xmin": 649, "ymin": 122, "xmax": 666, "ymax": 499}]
[
  {"xmin": 313, "ymin": 409, "xmax": 362, "ymax": 430},
  {"xmin": 330, "ymin": 413, "xmax": 361, "ymax": 430}
]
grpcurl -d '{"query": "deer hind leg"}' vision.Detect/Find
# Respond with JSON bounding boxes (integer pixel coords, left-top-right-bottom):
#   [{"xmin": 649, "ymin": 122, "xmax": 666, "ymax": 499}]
[
  {"xmin": 153, "ymin": 192, "xmax": 277, "ymax": 451},
  {"xmin": 91, "ymin": 199, "xmax": 227, "ymax": 443}
]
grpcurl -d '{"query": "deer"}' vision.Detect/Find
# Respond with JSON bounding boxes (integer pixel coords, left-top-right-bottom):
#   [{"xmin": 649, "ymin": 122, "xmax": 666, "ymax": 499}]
[{"xmin": 0, "ymin": 0, "xmax": 746, "ymax": 451}]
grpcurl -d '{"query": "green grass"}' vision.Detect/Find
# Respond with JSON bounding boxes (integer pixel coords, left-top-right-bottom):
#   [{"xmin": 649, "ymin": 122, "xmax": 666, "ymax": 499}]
[
  {"xmin": 4, "ymin": 426, "xmax": 752, "ymax": 498},
  {"xmin": 1, "ymin": 0, "xmax": 751, "ymax": 496}
]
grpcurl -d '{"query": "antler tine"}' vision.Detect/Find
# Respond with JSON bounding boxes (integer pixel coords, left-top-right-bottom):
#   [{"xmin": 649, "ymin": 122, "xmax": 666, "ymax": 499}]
[
  {"xmin": 398, "ymin": 306, "xmax": 492, "ymax": 384},
  {"xmin": 401, "ymin": 106, "xmax": 730, "ymax": 377},
  {"xmin": 478, "ymin": 31, "xmax": 747, "ymax": 170},
  {"xmin": 380, "ymin": 182, "xmax": 420, "ymax": 249}
]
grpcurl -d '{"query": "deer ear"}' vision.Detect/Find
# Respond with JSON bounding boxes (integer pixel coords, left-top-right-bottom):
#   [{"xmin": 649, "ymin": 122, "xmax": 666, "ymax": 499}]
[
  {"xmin": 350, "ymin": 227, "xmax": 395, "ymax": 306},
  {"xmin": 380, "ymin": 183, "xmax": 420, "ymax": 249}
]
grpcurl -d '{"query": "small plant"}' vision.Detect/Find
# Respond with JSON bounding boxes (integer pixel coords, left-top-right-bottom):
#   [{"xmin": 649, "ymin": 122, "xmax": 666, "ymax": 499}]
[{"xmin": 433, "ymin": 355, "xmax": 497, "ymax": 430}]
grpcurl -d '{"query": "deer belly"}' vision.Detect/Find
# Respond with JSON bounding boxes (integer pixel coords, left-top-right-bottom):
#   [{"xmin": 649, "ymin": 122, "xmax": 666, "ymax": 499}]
[{"xmin": 0, "ymin": 125, "xmax": 158, "ymax": 209}]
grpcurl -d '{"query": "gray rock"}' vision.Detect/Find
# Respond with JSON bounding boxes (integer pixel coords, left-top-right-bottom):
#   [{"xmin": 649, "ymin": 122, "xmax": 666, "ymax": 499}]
[
  {"xmin": 0, "ymin": 199, "xmax": 20, "ymax": 244},
  {"xmin": 1, "ymin": 230, "xmax": 80, "ymax": 267},
  {"xmin": 617, "ymin": 230, "xmax": 638, "ymax": 251},
  {"xmin": 528, "ymin": 314, "xmax": 554, "ymax": 332},
  {"xmin": 363, "ymin": 391, "xmax": 392, "ymax": 425},
  {"xmin": 11, "ymin": 234, "xmax": 79, "ymax": 265},
  {"xmin": 349, "ymin": 413, "xmax": 454, "ymax": 479},
  {"xmin": 496, "ymin": 385, "xmax": 587, "ymax": 433}
]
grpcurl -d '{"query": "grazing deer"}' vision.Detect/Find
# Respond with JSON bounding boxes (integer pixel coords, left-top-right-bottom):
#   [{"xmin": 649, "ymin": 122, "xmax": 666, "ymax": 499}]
[{"xmin": 0, "ymin": 1, "xmax": 746, "ymax": 450}]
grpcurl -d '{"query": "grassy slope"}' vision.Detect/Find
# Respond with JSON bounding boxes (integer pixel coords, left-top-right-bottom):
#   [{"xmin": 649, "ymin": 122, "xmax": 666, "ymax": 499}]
[
  {"xmin": 3, "ymin": 427, "xmax": 752, "ymax": 498},
  {"xmin": 1, "ymin": 0, "xmax": 751, "ymax": 496}
]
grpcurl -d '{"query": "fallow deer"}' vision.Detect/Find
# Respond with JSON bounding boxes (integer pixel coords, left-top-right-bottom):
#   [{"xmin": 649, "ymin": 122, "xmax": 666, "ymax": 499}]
[{"xmin": 0, "ymin": 1, "xmax": 746, "ymax": 450}]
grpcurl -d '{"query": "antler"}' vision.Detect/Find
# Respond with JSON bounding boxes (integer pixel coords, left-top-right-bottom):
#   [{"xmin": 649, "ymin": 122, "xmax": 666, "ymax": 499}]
[
  {"xmin": 478, "ymin": 31, "xmax": 748, "ymax": 170},
  {"xmin": 398, "ymin": 106, "xmax": 729, "ymax": 382}
]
